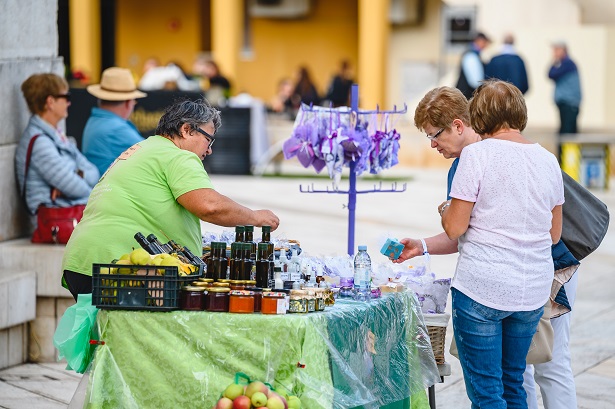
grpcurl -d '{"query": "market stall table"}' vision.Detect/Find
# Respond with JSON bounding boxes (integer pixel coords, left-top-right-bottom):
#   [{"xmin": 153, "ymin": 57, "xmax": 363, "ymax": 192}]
[{"xmin": 84, "ymin": 292, "xmax": 440, "ymax": 408}]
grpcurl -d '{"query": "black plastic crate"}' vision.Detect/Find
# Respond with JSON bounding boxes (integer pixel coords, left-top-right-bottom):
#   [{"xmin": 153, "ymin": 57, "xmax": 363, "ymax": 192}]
[{"xmin": 92, "ymin": 263, "xmax": 203, "ymax": 311}]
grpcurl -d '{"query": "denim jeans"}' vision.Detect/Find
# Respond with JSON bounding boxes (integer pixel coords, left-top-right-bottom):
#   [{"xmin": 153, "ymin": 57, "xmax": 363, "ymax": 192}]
[{"xmin": 451, "ymin": 288, "xmax": 544, "ymax": 409}]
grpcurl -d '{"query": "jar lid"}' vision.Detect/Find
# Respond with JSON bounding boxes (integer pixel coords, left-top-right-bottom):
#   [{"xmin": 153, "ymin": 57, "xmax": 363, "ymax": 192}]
[
  {"xmin": 212, "ymin": 282, "xmax": 230, "ymax": 287},
  {"xmin": 263, "ymin": 292, "xmax": 285, "ymax": 298},
  {"xmin": 230, "ymin": 290, "xmax": 255, "ymax": 296},
  {"xmin": 290, "ymin": 289, "xmax": 307, "ymax": 296},
  {"xmin": 192, "ymin": 281, "xmax": 209, "ymax": 287},
  {"xmin": 262, "ymin": 288, "xmax": 272, "ymax": 292},
  {"xmin": 217, "ymin": 279, "xmax": 232, "ymax": 283},
  {"xmin": 207, "ymin": 287, "xmax": 230, "ymax": 293},
  {"xmin": 245, "ymin": 287, "xmax": 263, "ymax": 292},
  {"xmin": 245, "ymin": 280, "xmax": 257, "ymax": 285},
  {"xmin": 229, "ymin": 280, "xmax": 245, "ymax": 284},
  {"xmin": 182, "ymin": 286, "xmax": 205, "ymax": 292},
  {"xmin": 198, "ymin": 278, "xmax": 214, "ymax": 283}
]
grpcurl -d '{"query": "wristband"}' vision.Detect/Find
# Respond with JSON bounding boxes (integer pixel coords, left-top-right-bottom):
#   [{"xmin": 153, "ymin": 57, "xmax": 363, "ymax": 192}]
[{"xmin": 419, "ymin": 238, "xmax": 428, "ymax": 255}]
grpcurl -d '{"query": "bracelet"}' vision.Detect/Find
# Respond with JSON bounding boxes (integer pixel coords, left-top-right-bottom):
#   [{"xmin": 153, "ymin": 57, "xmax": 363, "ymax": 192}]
[
  {"xmin": 419, "ymin": 238, "xmax": 428, "ymax": 255},
  {"xmin": 439, "ymin": 201, "xmax": 451, "ymax": 216}
]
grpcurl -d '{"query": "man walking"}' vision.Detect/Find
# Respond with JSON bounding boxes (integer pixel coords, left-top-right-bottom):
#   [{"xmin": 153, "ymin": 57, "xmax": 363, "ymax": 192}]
[
  {"xmin": 548, "ymin": 41, "xmax": 582, "ymax": 134},
  {"xmin": 486, "ymin": 34, "xmax": 529, "ymax": 94},
  {"xmin": 455, "ymin": 32, "xmax": 491, "ymax": 99}
]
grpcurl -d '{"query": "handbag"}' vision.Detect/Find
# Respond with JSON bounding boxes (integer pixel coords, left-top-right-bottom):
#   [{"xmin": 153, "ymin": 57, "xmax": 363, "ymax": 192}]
[
  {"xmin": 449, "ymin": 301, "xmax": 554, "ymax": 365},
  {"xmin": 24, "ymin": 134, "xmax": 85, "ymax": 244},
  {"xmin": 561, "ymin": 170, "xmax": 610, "ymax": 260}
]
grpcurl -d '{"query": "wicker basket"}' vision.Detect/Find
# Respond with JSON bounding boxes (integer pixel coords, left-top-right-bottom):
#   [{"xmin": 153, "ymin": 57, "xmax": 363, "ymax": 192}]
[
  {"xmin": 427, "ymin": 325, "xmax": 447, "ymax": 364},
  {"xmin": 424, "ymin": 313, "xmax": 450, "ymax": 365}
]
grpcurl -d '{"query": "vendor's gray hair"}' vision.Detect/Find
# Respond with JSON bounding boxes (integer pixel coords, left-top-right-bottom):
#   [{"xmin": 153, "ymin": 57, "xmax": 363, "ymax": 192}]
[{"xmin": 155, "ymin": 98, "xmax": 221, "ymax": 138}]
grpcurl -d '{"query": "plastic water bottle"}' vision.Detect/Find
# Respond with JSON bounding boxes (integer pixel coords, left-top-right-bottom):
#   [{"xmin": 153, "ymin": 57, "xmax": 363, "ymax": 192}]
[{"xmin": 353, "ymin": 245, "xmax": 371, "ymax": 301}]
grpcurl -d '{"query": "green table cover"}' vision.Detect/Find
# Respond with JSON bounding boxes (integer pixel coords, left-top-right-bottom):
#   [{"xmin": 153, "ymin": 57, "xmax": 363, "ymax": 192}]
[{"xmin": 84, "ymin": 292, "xmax": 439, "ymax": 408}]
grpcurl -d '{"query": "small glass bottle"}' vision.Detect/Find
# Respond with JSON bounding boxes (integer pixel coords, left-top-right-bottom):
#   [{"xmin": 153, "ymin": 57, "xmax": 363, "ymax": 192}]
[
  {"xmin": 256, "ymin": 242, "xmax": 272, "ymax": 288},
  {"xmin": 214, "ymin": 242, "xmax": 228, "ymax": 281},
  {"xmin": 229, "ymin": 226, "xmax": 245, "ymax": 279},
  {"xmin": 244, "ymin": 225, "xmax": 257, "ymax": 258},
  {"xmin": 240, "ymin": 243, "xmax": 253, "ymax": 281},
  {"xmin": 260, "ymin": 226, "xmax": 274, "ymax": 258}
]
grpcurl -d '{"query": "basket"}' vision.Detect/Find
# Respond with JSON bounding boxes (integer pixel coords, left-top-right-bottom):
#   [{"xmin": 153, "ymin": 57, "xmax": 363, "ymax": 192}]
[
  {"xmin": 427, "ymin": 325, "xmax": 447, "ymax": 364},
  {"xmin": 92, "ymin": 263, "xmax": 203, "ymax": 311},
  {"xmin": 423, "ymin": 312, "xmax": 450, "ymax": 365}
]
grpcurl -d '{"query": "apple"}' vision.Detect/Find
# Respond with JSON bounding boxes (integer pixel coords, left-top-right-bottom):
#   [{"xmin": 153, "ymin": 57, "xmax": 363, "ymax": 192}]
[
  {"xmin": 251, "ymin": 391, "xmax": 268, "ymax": 407},
  {"xmin": 287, "ymin": 396, "xmax": 301, "ymax": 409},
  {"xmin": 223, "ymin": 383, "xmax": 245, "ymax": 400},
  {"xmin": 214, "ymin": 397, "xmax": 234, "ymax": 409},
  {"xmin": 233, "ymin": 395, "xmax": 252, "ymax": 409},
  {"xmin": 265, "ymin": 395, "xmax": 286, "ymax": 409},
  {"xmin": 245, "ymin": 381, "xmax": 269, "ymax": 398}
]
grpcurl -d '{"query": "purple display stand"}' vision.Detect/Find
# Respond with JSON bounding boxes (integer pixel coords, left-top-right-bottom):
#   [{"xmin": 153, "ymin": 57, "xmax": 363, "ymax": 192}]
[{"xmin": 299, "ymin": 84, "xmax": 407, "ymax": 255}]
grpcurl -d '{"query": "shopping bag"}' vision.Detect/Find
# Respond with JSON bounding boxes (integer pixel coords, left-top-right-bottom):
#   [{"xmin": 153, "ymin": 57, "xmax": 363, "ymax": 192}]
[
  {"xmin": 53, "ymin": 293, "xmax": 99, "ymax": 373},
  {"xmin": 561, "ymin": 171, "xmax": 609, "ymax": 260}
]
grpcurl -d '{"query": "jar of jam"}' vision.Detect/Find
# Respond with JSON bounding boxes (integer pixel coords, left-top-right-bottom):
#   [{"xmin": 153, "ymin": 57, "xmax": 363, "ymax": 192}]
[
  {"xmin": 180, "ymin": 286, "xmax": 205, "ymax": 311},
  {"xmin": 261, "ymin": 292, "xmax": 286, "ymax": 314},
  {"xmin": 245, "ymin": 287, "xmax": 263, "ymax": 312},
  {"xmin": 230, "ymin": 280, "xmax": 247, "ymax": 291},
  {"xmin": 229, "ymin": 290, "xmax": 255, "ymax": 313},
  {"xmin": 205, "ymin": 287, "xmax": 230, "ymax": 312},
  {"xmin": 278, "ymin": 289, "xmax": 291, "ymax": 311}
]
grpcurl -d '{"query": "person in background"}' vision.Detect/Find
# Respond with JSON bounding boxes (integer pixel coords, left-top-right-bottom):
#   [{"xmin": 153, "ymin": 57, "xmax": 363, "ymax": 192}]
[
  {"xmin": 202, "ymin": 60, "xmax": 232, "ymax": 97},
  {"xmin": 82, "ymin": 67, "xmax": 147, "ymax": 176},
  {"xmin": 325, "ymin": 60, "xmax": 353, "ymax": 107},
  {"xmin": 61, "ymin": 98, "xmax": 280, "ymax": 301},
  {"xmin": 397, "ymin": 83, "xmax": 569, "ymax": 408},
  {"xmin": 15, "ymin": 73, "xmax": 99, "ymax": 217},
  {"xmin": 486, "ymin": 34, "xmax": 529, "ymax": 94},
  {"xmin": 269, "ymin": 77, "xmax": 295, "ymax": 118},
  {"xmin": 455, "ymin": 32, "xmax": 491, "ymax": 99},
  {"xmin": 292, "ymin": 66, "xmax": 320, "ymax": 108},
  {"xmin": 548, "ymin": 41, "xmax": 582, "ymax": 135}
]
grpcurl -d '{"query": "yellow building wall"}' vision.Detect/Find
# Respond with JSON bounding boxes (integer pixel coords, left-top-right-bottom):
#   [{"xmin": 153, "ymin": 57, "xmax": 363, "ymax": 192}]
[
  {"xmin": 236, "ymin": 0, "xmax": 358, "ymax": 102},
  {"xmin": 115, "ymin": 0, "xmax": 203, "ymax": 79}
]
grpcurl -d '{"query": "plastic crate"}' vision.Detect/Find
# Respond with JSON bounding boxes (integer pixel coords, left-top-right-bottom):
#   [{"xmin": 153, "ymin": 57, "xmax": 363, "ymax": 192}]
[{"xmin": 92, "ymin": 263, "xmax": 203, "ymax": 311}]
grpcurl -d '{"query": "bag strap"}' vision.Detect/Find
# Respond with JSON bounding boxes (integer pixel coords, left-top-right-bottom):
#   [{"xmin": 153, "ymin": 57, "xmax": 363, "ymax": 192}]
[{"xmin": 22, "ymin": 134, "xmax": 42, "ymax": 201}]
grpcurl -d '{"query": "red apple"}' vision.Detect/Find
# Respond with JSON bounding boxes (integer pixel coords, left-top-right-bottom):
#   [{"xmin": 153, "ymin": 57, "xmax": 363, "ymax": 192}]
[
  {"xmin": 224, "ymin": 383, "xmax": 245, "ymax": 400},
  {"xmin": 251, "ymin": 391, "xmax": 268, "ymax": 407},
  {"xmin": 233, "ymin": 395, "xmax": 252, "ymax": 409},
  {"xmin": 245, "ymin": 381, "xmax": 269, "ymax": 398},
  {"xmin": 215, "ymin": 397, "xmax": 234, "ymax": 409},
  {"xmin": 265, "ymin": 395, "xmax": 286, "ymax": 409}
]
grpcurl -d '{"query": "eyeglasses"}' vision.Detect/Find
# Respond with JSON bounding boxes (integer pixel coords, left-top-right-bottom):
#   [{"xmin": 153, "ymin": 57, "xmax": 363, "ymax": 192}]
[
  {"xmin": 53, "ymin": 93, "xmax": 71, "ymax": 102},
  {"xmin": 195, "ymin": 127, "xmax": 215, "ymax": 149},
  {"xmin": 426, "ymin": 128, "xmax": 444, "ymax": 141}
]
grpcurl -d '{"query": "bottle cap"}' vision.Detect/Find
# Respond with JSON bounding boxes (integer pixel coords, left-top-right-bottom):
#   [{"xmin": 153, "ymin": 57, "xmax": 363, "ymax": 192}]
[
  {"xmin": 258, "ymin": 242, "xmax": 269, "ymax": 251},
  {"xmin": 262, "ymin": 225, "xmax": 271, "ymax": 233},
  {"xmin": 358, "ymin": 245, "xmax": 367, "ymax": 251},
  {"xmin": 244, "ymin": 225, "xmax": 254, "ymax": 232},
  {"xmin": 235, "ymin": 225, "xmax": 245, "ymax": 232}
]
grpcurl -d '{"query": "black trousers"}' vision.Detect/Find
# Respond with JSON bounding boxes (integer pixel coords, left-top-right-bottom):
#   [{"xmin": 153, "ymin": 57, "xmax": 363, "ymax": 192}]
[
  {"xmin": 63, "ymin": 270, "xmax": 92, "ymax": 301},
  {"xmin": 557, "ymin": 102, "xmax": 580, "ymax": 135}
]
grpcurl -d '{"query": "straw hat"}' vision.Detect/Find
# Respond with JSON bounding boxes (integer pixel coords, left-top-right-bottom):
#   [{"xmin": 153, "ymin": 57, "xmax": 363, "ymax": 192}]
[{"xmin": 87, "ymin": 67, "xmax": 147, "ymax": 101}]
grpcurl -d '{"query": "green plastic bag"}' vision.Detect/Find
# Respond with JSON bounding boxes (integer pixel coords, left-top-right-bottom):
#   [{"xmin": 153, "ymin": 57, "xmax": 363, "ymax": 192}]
[{"xmin": 53, "ymin": 293, "xmax": 99, "ymax": 373}]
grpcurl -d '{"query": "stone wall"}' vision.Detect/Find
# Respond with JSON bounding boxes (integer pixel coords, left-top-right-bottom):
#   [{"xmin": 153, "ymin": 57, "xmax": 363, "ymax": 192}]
[{"xmin": 0, "ymin": 0, "xmax": 70, "ymax": 368}]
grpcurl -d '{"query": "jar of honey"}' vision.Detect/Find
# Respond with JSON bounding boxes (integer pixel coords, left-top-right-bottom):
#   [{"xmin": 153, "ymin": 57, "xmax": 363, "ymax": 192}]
[
  {"xmin": 229, "ymin": 290, "xmax": 255, "ymax": 313},
  {"xmin": 261, "ymin": 292, "xmax": 286, "ymax": 314},
  {"xmin": 180, "ymin": 286, "xmax": 205, "ymax": 311},
  {"xmin": 205, "ymin": 287, "xmax": 230, "ymax": 312}
]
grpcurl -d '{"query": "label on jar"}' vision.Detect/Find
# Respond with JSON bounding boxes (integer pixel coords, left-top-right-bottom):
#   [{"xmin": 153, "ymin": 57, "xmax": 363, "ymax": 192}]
[{"xmin": 277, "ymin": 299, "xmax": 287, "ymax": 314}]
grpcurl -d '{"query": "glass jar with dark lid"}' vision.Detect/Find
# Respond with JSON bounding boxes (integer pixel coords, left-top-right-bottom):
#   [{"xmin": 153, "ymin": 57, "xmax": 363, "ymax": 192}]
[
  {"xmin": 245, "ymin": 287, "xmax": 263, "ymax": 312},
  {"xmin": 180, "ymin": 286, "xmax": 205, "ymax": 311},
  {"xmin": 205, "ymin": 287, "xmax": 230, "ymax": 312}
]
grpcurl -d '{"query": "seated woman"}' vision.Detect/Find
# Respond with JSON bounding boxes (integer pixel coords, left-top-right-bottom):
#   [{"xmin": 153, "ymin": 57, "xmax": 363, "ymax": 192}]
[
  {"xmin": 15, "ymin": 73, "xmax": 99, "ymax": 220},
  {"xmin": 441, "ymin": 80, "xmax": 564, "ymax": 408},
  {"xmin": 61, "ymin": 98, "xmax": 279, "ymax": 300}
]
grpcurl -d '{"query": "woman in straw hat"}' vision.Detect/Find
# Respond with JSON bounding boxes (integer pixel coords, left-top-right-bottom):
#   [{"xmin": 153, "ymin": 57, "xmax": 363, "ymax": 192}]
[
  {"xmin": 15, "ymin": 73, "xmax": 99, "ymax": 219},
  {"xmin": 61, "ymin": 98, "xmax": 280, "ymax": 300}
]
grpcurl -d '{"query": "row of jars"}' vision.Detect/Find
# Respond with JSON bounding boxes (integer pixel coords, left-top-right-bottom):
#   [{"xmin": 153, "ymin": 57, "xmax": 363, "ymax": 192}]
[{"xmin": 180, "ymin": 278, "xmax": 332, "ymax": 314}]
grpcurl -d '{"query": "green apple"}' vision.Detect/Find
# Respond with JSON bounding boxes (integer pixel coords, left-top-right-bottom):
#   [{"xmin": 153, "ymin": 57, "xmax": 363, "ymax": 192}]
[
  {"xmin": 251, "ymin": 391, "xmax": 268, "ymax": 407},
  {"xmin": 130, "ymin": 248, "xmax": 151, "ymax": 265},
  {"xmin": 287, "ymin": 396, "xmax": 301, "ymax": 409},
  {"xmin": 265, "ymin": 395, "xmax": 285, "ymax": 409},
  {"xmin": 223, "ymin": 382, "xmax": 244, "ymax": 400}
]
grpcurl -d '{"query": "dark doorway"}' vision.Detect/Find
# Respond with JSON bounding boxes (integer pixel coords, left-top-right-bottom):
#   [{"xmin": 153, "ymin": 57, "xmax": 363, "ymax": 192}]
[
  {"xmin": 58, "ymin": 0, "xmax": 70, "ymax": 77},
  {"xmin": 100, "ymin": 0, "xmax": 116, "ymax": 73}
]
